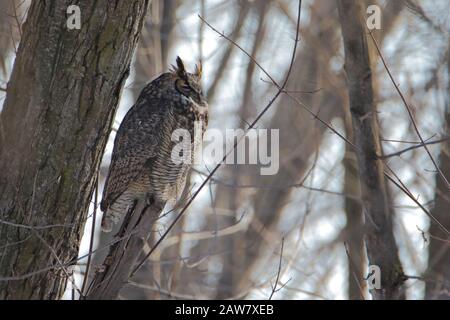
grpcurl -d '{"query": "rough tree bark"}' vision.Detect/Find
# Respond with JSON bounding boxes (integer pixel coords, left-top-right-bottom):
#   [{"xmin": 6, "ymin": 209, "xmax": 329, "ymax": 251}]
[
  {"xmin": 337, "ymin": 0, "xmax": 405, "ymax": 299},
  {"xmin": 0, "ymin": 0, "xmax": 149, "ymax": 299}
]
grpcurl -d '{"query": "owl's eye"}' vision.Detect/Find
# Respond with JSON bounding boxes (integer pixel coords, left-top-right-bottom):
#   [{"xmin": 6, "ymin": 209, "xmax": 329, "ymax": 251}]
[
  {"xmin": 175, "ymin": 79, "xmax": 192, "ymax": 96},
  {"xmin": 175, "ymin": 79, "xmax": 204, "ymax": 103}
]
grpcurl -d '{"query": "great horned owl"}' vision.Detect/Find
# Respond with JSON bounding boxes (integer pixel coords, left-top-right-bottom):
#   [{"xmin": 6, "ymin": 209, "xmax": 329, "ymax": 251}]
[{"xmin": 100, "ymin": 57, "xmax": 208, "ymax": 232}]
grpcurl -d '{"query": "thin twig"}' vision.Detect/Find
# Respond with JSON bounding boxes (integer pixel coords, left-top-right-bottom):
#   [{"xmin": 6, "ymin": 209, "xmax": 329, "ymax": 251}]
[
  {"xmin": 0, "ymin": 218, "xmax": 74, "ymax": 230},
  {"xmin": 192, "ymin": 167, "xmax": 363, "ymax": 202},
  {"xmin": 80, "ymin": 174, "xmax": 99, "ymax": 296},
  {"xmin": 384, "ymin": 168, "xmax": 450, "ymax": 235},
  {"xmin": 381, "ymin": 137, "xmax": 450, "ymax": 159},
  {"xmin": 382, "ymin": 134, "xmax": 437, "ymax": 144},
  {"xmin": 367, "ymin": 29, "xmax": 450, "ymax": 191},
  {"xmin": 269, "ymin": 238, "xmax": 287, "ymax": 300},
  {"xmin": 199, "ymin": 16, "xmax": 279, "ymax": 88},
  {"xmin": 11, "ymin": 0, "xmax": 22, "ymax": 38}
]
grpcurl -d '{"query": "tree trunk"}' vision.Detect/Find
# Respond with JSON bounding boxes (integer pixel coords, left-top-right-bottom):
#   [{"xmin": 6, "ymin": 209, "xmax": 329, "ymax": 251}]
[
  {"xmin": 0, "ymin": 0, "xmax": 148, "ymax": 299},
  {"xmin": 337, "ymin": 0, "xmax": 405, "ymax": 299},
  {"xmin": 425, "ymin": 47, "xmax": 450, "ymax": 300},
  {"xmin": 343, "ymin": 119, "xmax": 366, "ymax": 300}
]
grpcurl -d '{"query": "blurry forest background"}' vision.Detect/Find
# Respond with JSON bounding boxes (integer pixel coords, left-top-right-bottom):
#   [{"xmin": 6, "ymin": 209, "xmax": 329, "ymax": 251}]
[{"xmin": 0, "ymin": 0, "xmax": 449, "ymax": 300}]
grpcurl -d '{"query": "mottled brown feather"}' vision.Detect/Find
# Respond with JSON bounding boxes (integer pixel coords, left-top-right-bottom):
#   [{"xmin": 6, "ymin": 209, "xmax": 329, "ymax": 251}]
[{"xmin": 100, "ymin": 58, "xmax": 208, "ymax": 232}]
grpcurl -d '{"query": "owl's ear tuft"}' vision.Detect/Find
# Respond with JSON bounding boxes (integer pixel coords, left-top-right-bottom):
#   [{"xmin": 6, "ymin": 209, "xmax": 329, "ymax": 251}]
[
  {"xmin": 175, "ymin": 56, "xmax": 188, "ymax": 80},
  {"xmin": 195, "ymin": 62, "xmax": 202, "ymax": 80},
  {"xmin": 170, "ymin": 56, "xmax": 188, "ymax": 80}
]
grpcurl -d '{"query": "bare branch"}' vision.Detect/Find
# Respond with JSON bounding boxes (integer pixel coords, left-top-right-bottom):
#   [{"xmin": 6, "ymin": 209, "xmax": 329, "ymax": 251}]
[
  {"xmin": 268, "ymin": 238, "xmax": 287, "ymax": 300},
  {"xmin": 381, "ymin": 137, "xmax": 450, "ymax": 159}
]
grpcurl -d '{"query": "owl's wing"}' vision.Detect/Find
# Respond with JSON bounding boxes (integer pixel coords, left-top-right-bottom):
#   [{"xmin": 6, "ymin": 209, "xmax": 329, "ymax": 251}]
[{"xmin": 100, "ymin": 102, "xmax": 164, "ymax": 211}]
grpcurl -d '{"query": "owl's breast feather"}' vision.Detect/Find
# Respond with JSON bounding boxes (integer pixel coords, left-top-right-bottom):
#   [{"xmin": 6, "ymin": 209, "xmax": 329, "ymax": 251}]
[{"xmin": 148, "ymin": 104, "xmax": 207, "ymax": 202}]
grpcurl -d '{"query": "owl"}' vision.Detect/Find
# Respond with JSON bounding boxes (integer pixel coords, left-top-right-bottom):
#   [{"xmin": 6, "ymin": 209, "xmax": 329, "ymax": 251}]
[{"xmin": 100, "ymin": 57, "xmax": 208, "ymax": 232}]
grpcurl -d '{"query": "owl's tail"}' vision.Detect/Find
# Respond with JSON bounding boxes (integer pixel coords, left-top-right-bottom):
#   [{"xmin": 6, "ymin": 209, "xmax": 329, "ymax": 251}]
[{"xmin": 100, "ymin": 196, "xmax": 164, "ymax": 233}]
